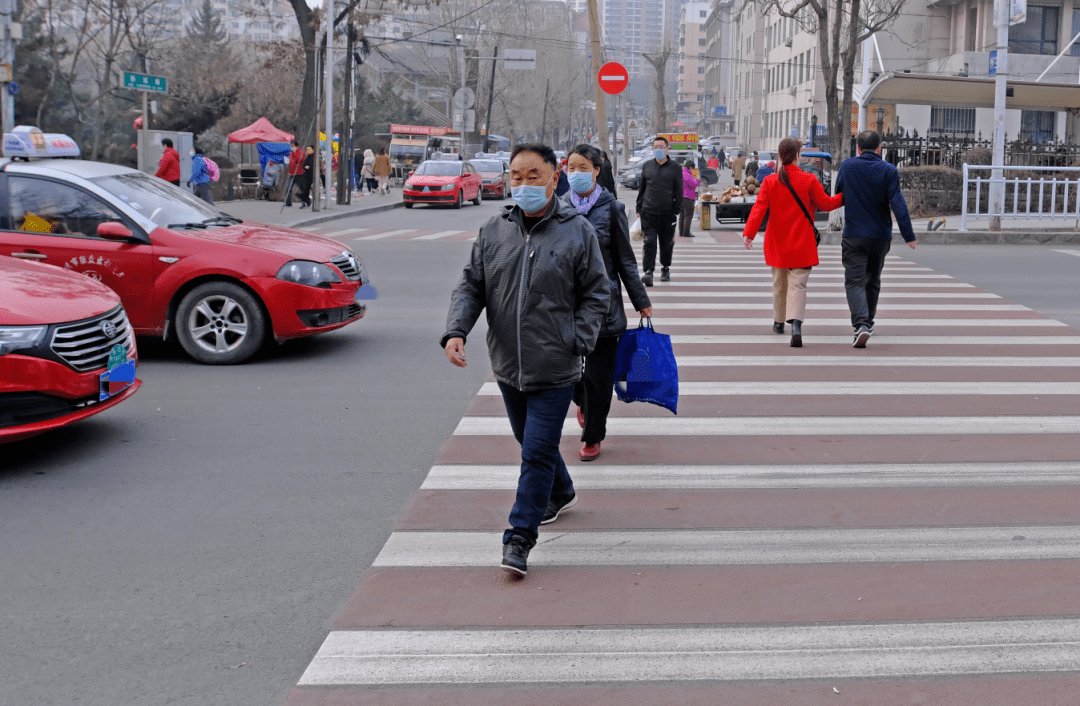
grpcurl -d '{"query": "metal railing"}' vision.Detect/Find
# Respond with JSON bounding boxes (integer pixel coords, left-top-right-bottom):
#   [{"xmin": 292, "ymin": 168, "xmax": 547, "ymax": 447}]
[{"xmin": 960, "ymin": 164, "xmax": 1080, "ymax": 231}]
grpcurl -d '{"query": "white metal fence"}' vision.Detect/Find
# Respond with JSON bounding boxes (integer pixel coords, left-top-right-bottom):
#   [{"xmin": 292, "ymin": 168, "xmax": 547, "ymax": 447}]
[{"xmin": 960, "ymin": 164, "xmax": 1080, "ymax": 231}]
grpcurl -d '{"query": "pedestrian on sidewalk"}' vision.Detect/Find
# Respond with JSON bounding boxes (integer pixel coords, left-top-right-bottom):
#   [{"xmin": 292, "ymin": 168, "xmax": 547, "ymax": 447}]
[
  {"xmin": 678, "ymin": 158, "xmax": 700, "ymax": 238},
  {"xmin": 564, "ymin": 143, "xmax": 652, "ymax": 462},
  {"xmin": 745, "ymin": 152, "xmax": 760, "ymax": 181},
  {"xmin": 285, "ymin": 140, "xmax": 305, "ymax": 207},
  {"xmin": 374, "ymin": 147, "xmax": 392, "ymax": 195},
  {"xmin": 188, "ymin": 148, "xmax": 214, "ymax": 204},
  {"xmin": 360, "ymin": 149, "xmax": 376, "ymax": 195},
  {"xmin": 442, "ymin": 143, "xmax": 609, "ymax": 577},
  {"xmin": 756, "ymin": 160, "xmax": 775, "ymax": 181},
  {"xmin": 555, "ymin": 158, "xmax": 571, "ymax": 197},
  {"xmin": 742, "ymin": 137, "xmax": 844, "ymax": 347},
  {"xmin": 635, "ymin": 136, "xmax": 683, "ymax": 286},
  {"xmin": 836, "ymin": 130, "xmax": 917, "ymax": 348},
  {"xmin": 731, "ymin": 151, "xmax": 745, "ymax": 186},
  {"xmin": 155, "ymin": 138, "xmax": 180, "ymax": 186},
  {"xmin": 297, "ymin": 145, "xmax": 315, "ymax": 209}
]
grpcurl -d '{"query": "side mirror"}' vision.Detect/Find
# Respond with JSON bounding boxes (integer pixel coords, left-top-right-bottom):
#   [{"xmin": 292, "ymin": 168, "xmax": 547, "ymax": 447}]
[
  {"xmin": 97, "ymin": 222, "xmax": 133, "ymax": 241},
  {"xmin": 408, "ymin": 170, "xmax": 414, "ymax": 176}
]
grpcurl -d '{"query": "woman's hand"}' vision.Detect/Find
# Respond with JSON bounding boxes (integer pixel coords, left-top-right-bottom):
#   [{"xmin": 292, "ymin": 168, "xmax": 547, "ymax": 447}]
[{"xmin": 743, "ymin": 236, "xmax": 754, "ymax": 250}]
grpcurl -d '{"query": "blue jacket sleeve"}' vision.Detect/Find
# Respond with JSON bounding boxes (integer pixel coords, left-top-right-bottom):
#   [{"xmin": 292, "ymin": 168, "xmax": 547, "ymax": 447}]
[
  {"xmin": 835, "ymin": 164, "xmax": 845, "ymax": 195},
  {"xmin": 886, "ymin": 167, "xmax": 916, "ymax": 242}
]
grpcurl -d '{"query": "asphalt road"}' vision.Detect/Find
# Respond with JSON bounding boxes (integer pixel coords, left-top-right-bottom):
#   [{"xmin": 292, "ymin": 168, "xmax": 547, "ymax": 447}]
[{"xmin": 3, "ymin": 191, "xmax": 1079, "ymax": 705}]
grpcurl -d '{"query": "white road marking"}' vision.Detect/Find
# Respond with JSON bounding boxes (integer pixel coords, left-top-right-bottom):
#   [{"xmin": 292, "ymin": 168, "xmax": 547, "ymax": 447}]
[
  {"xmin": 672, "ymin": 355, "xmax": 1080, "ymax": 367},
  {"xmin": 453, "ymin": 415, "xmax": 1080, "ymax": 436},
  {"xmin": 355, "ymin": 229, "xmax": 417, "ymax": 240},
  {"xmin": 372, "ymin": 526, "xmax": 1080, "ymax": 567},
  {"xmin": 646, "ymin": 317, "xmax": 1063, "ymax": 327},
  {"xmin": 475, "ymin": 381, "xmax": 1080, "ymax": 396},
  {"xmin": 412, "ymin": 230, "xmax": 466, "ymax": 240},
  {"xmin": 422, "ymin": 461, "xmax": 1080, "ymax": 489},
  {"xmin": 642, "ymin": 281, "xmax": 976, "ymax": 287},
  {"xmin": 320, "ymin": 227, "xmax": 369, "ymax": 237},
  {"xmin": 628, "ymin": 291, "xmax": 1001, "ymax": 298},
  {"xmin": 667, "ymin": 334, "xmax": 1080, "ymax": 344},
  {"xmin": 626, "ymin": 302, "xmax": 1029, "ymax": 311},
  {"xmin": 1053, "ymin": 249, "xmax": 1080, "ymax": 257}
]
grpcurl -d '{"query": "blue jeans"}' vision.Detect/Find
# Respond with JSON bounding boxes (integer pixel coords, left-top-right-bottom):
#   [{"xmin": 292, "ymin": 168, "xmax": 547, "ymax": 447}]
[{"xmin": 497, "ymin": 382, "xmax": 576, "ymax": 546}]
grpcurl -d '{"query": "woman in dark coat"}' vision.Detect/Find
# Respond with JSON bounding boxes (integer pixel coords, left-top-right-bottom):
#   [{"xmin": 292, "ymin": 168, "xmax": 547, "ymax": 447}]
[
  {"xmin": 297, "ymin": 145, "xmax": 315, "ymax": 208},
  {"xmin": 598, "ymin": 151, "xmax": 618, "ymax": 198},
  {"xmin": 563, "ymin": 144, "xmax": 652, "ymax": 461}
]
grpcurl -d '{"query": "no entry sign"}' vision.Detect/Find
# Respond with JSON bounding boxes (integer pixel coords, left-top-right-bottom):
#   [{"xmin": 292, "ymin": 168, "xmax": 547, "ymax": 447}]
[{"xmin": 598, "ymin": 62, "xmax": 629, "ymax": 95}]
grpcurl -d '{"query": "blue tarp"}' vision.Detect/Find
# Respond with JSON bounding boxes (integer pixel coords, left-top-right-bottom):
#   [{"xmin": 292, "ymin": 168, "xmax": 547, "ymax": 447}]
[{"xmin": 257, "ymin": 142, "xmax": 291, "ymax": 174}]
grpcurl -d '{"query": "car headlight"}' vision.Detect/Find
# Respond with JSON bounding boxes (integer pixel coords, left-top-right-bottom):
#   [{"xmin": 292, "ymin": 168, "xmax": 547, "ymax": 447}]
[
  {"xmin": 276, "ymin": 261, "xmax": 342, "ymax": 288},
  {"xmin": 440, "ymin": 184, "xmax": 456, "ymax": 191},
  {"xmin": 0, "ymin": 325, "xmax": 47, "ymax": 355},
  {"xmin": 404, "ymin": 181, "xmax": 415, "ymax": 188}
]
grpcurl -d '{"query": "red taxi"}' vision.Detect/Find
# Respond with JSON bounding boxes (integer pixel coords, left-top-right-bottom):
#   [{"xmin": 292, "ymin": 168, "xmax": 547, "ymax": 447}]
[
  {"xmin": 0, "ymin": 126, "xmax": 373, "ymax": 365},
  {"xmin": 1, "ymin": 255, "xmax": 140, "ymax": 443},
  {"xmin": 402, "ymin": 159, "xmax": 483, "ymax": 208},
  {"xmin": 470, "ymin": 158, "xmax": 510, "ymax": 199}
]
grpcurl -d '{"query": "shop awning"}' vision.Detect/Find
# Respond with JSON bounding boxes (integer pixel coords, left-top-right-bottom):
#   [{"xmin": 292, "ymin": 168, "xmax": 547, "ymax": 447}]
[
  {"xmin": 227, "ymin": 117, "xmax": 294, "ymax": 144},
  {"xmin": 863, "ymin": 72, "xmax": 1080, "ymax": 111}
]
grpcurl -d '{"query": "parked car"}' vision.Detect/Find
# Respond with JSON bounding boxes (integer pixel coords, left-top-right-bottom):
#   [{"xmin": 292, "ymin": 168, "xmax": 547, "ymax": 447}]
[
  {"xmin": 0, "ymin": 126, "xmax": 371, "ymax": 366},
  {"xmin": 403, "ymin": 159, "xmax": 483, "ymax": 209},
  {"xmin": 0, "ymin": 255, "xmax": 141, "ymax": 443},
  {"xmin": 620, "ymin": 161, "xmax": 646, "ymax": 190},
  {"xmin": 470, "ymin": 158, "xmax": 509, "ymax": 199}
]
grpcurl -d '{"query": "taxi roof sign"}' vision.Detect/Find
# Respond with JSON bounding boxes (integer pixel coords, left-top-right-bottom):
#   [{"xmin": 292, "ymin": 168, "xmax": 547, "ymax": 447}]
[{"xmin": 3, "ymin": 126, "xmax": 81, "ymax": 159}]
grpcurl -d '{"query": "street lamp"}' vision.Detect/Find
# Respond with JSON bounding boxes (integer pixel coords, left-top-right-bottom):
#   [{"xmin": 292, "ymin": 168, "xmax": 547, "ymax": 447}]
[
  {"xmin": 876, "ymin": 106, "xmax": 885, "ymax": 135},
  {"xmin": 810, "ymin": 114, "xmax": 817, "ymax": 148}
]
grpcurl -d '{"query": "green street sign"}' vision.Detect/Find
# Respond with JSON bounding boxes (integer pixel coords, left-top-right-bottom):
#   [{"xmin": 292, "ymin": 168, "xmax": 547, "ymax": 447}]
[{"xmin": 123, "ymin": 72, "xmax": 167, "ymax": 93}]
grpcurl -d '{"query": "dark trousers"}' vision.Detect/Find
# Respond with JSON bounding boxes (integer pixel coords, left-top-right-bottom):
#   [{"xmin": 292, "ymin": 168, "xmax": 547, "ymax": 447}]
[
  {"xmin": 193, "ymin": 182, "xmax": 214, "ymax": 205},
  {"xmin": 497, "ymin": 382, "xmax": 576, "ymax": 547},
  {"xmin": 284, "ymin": 174, "xmax": 302, "ymax": 205},
  {"xmin": 678, "ymin": 196, "xmax": 696, "ymax": 237},
  {"xmin": 572, "ymin": 334, "xmax": 620, "ymax": 445},
  {"xmin": 297, "ymin": 177, "xmax": 313, "ymax": 206},
  {"xmin": 842, "ymin": 237, "xmax": 892, "ymax": 330},
  {"xmin": 641, "ymin": 211, "xmax": 676, "ymax": 273}
]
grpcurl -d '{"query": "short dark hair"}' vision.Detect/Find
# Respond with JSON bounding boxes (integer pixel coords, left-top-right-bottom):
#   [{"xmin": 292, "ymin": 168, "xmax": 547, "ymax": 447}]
[
  {"xmin": 194, "ymin": 147, "xmax": 203, "ymax": 155},
  {"xmin": 857, "ymin": 130, "xmax": 882, "ymax": 153},
  {"xmin": 161, "ymin": 138, "xmax": 173, "ymax": 148},
  {"xmin": 510, "ymin": 143, "xmax": 557, "ymax": 169},
  {"xmin": 653, "ymin": 136, "xmax": 669, "ymax": 146},
  {"xmin": 291, "ymin": 140, "xmax": 299, "ymax": 147},
  {"xmin": 568, "ymin": 143, "xmax": 602, "ymax": 168}
]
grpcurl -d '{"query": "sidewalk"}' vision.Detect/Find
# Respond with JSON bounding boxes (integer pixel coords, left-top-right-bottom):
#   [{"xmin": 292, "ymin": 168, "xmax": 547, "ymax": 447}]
[{"xmin": 217, "ymin": 191, "xmax": 404, "ymax": 229}]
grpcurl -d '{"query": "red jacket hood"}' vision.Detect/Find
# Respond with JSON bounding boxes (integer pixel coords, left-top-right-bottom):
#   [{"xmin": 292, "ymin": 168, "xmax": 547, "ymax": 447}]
[{"xmin": 0, "ymin": 256, "xmax": 121, "ymax": 326}]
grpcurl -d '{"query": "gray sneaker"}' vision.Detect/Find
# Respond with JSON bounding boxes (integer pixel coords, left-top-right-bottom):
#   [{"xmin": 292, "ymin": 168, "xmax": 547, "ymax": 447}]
[
  {"xmin": 853, "ymin": 326, "xmax": 871, "ymax": 348},
  {"xmin": 501, "ymin": 536, "xmax": 531, "ymax": 576}
]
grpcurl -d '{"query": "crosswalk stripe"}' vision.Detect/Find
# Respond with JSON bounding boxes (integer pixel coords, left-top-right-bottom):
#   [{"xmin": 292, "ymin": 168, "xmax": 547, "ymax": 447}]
[
  {"xmin": 355, "ymin": 229, "xmax": 417, "ymax": 240},
  {"xmin": 372, "ymin": 526, "xmax": 1080, "ymax": 567},
  {"xmin": 453, "ymin": 415, "xmax": 1080, "ymax": 436},
  {"xmin": 421, "ymin": 461, "xmax": 1080, "ymax": 489},
  {"xmin": 475, "ymin": 381, "xmax": 1080, "ymax": 396},
  {"xmin": 320, "ymin": 227, "xmax": 369, "ymax": 237},
  {"xmin": 626, "ymin": 302, "xmax": 1030, "ymax": 311},
  {"xmin": 673, "ymin": 355, "xmax": 1080, "ymax": 366},
  {"xmin": 300, "ymin": 618, "xmax": 1080, "ymax": 685},
  {"xmin": 639, "ymin": 281, "xmax": 977, "ymax": 287},
  {"xmin": 645, "ymin": 318, "xmax": 1063, "ymax": 327},
  {"xmin": 629, "ymin": 291, "xmax": 1002, "ymax": 299},
  {"xmin": 666, "ymin": 334, "xmax": 1080, "ymax": 344},
  {"xmin": 413, "ymin": 229, "xmax": 467, "ymax": 240},
  {"xmin": 1053, "ymin": 249, "xmax": 1080, "ymax": 257}
]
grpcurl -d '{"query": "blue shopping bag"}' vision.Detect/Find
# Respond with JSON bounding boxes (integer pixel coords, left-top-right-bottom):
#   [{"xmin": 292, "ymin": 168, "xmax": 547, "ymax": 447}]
[{"xmin": 614, "ymin": 318, "xmax": 679, "ymax": 415}]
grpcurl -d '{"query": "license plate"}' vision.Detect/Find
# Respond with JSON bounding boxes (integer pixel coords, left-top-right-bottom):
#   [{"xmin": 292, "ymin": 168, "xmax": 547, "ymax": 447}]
[{"xmin": 100, "ymin": 345, "xmax": 136, "ymax": 401}]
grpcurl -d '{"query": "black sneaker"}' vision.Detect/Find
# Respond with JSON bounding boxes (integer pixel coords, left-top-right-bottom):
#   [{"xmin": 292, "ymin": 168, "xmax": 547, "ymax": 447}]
[
  {"xmin": 501, "ymin": 536, "xmax": 531, "ymax": 576},
  {"xmin": 642, "ymin": 272, "xmax": 653, "ymax": 287},
  {"xmin": 853, "ymin": 326, "xmax": 871, "ymax": 348},
  {"xmin": 772, "ymin": 321, "xmax": 784, "ymax": 334},
  {"xmin": 660, "ymin": 267, "xmax": 670, "ymax": 282},
  {"xmin": 541, "ymin": 492, "xmax": 578, "ymax": 525}
]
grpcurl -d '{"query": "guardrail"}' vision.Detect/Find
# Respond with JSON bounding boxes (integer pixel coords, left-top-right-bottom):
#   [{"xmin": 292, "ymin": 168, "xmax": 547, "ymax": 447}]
[{"xmin": 960, "ymin": 164, "xmax": 1080, "ymax": 231}]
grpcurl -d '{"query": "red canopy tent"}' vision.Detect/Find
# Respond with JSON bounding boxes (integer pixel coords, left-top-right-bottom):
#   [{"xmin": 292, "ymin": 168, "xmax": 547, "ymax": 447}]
[
  {"xmin": 669, "ymin": 120, "xmax": 687, "ymax": 128},
  {"xmin": 227, "ymin": 117, "xmax": 294, "ymax": 166}
]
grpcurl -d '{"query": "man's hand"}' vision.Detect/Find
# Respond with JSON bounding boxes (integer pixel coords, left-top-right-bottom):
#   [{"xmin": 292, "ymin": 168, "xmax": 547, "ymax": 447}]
[
  {"xmin": 908, "ymin": 240, "xmax": 917, "ymax": 250},
  {"xmin": 444, "ymin": 337, "xmax": 467, "ymax": 367},
  {"xmin": 638, "ymin": 306, "xmax": 653, "ymax": 319},
  {"xmin": 743, "ymin": 236, "xmax": 754, "ymax": 250}
]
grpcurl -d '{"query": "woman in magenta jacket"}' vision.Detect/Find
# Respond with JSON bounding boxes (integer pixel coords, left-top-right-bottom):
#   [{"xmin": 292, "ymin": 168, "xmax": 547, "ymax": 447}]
[{"xmin": 742, "ymin": 137, "xmax": 843, "ymax": 347}]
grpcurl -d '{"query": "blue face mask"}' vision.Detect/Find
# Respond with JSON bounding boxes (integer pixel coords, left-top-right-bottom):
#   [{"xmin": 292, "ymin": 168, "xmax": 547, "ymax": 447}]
[
  {"xmin": 567, "ymin": 171, "xmax": 595, "ymax": 195},
  {"xmin": 511, "ymin": 184, "xmax": 551, "ymax": 213},
  {"xmin": 654, "ymin": 148, "xmax": 666, "ymax": 161}
]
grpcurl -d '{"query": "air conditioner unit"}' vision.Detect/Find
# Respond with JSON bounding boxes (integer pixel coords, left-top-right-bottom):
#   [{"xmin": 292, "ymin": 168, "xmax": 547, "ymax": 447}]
[{"xmin": 784, "ymin": 37, "xmax": 792, "ymax": 48}]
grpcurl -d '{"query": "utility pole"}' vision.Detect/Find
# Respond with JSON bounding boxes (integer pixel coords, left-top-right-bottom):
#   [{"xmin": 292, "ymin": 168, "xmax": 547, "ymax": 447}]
[
  {"xmin": 989, "ymin": 4, "xmax": 1010, "ymax": 231},
  {"xmin": 340, "ymin": 24, "xmax": 353, "ymax": 205},
  {"xmin": 0, "ymin": 0, "xmax": 15, "ymax": 134},
  {"xmin": 623, "ymin": 97, "xmax": 630, "ymax": 166},
  {"xmin": 540, "ymin": 79, "xmax": 550, "ymax": 145},
  {"xmin": 483, "ymin": 46, "xmax": 498, "ymax": 153},
  {"xmin": 324, "ymin": 0, "xmax": 335, "ymax": 210},
  {"xmin": 587, "ymin": 0, "xmax": 608, "ymax": 154},
  {"xmin": 313, "ymin": 47, "xmax": 322, "ymax": 212}
]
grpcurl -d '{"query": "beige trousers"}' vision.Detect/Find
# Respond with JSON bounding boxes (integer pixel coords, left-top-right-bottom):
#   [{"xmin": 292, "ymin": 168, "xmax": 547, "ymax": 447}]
[{"xmin": 772, "ymin": 267, "xmax": 812, "ymax": 323}]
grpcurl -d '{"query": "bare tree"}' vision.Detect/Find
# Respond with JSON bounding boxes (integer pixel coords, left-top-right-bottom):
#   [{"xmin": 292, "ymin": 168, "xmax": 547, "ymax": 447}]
[{"xmin": 643, "ymin": 44, "xmax": 673, "ymax": 134}]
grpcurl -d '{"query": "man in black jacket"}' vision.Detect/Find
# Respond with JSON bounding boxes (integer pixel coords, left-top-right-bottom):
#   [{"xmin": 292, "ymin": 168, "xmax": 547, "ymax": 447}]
[
  {"xmin": 442, "ymin": 143, "xmax": 610, "ymax": 577},
  {"xmin": 635, "ymin": 136, "xmax": 683, "ymax": 285}
]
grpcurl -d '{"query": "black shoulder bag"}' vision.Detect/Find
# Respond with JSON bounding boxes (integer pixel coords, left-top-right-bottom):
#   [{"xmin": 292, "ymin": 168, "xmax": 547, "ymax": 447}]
[{"xmin": 781, "ymin": 177, "xmax": 821, "ymax": 245}]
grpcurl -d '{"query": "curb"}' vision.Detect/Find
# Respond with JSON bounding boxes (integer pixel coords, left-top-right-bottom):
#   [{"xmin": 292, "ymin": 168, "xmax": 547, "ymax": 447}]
[
  {"xmin": 820, "ymin": 230, "xmax": 1080, "ymax": 246},
  {"xmin": 288, "ymin": 200, "xmax": 405, "ymax": 229}
]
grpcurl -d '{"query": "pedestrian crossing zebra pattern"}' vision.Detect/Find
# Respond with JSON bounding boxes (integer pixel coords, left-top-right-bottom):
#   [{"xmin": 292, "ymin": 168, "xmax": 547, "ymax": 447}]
[
  {"xmin": 284, "ymin": 232, "xmax": 1080, "ymax": 706},
  {"xmin": 296, "ymin": 223, "xmax": 478, "ymax": 242}
]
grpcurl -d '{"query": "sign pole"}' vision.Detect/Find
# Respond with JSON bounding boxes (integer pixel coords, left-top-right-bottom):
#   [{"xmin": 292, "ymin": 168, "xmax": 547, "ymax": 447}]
[
  {"xmin": 623, "ymin": 97, "xmax": 630, "ymax": 168},
  {"xmin": 990, "ymin": 0, "xmax": 1010, "ymax": 231},
  {"xmin": 140, "ymin": 92, "xmax": 148, "ymax": 172}
]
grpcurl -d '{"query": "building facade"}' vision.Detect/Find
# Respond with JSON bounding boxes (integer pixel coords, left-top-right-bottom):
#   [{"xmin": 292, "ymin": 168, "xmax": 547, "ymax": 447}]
[
  {"xmin": 676, "ymin": 2, "xmax": 711, "ymax": 123},
  {"xmin": 702, "ymin": 0, "xmax": 735, "ymax": 136}
]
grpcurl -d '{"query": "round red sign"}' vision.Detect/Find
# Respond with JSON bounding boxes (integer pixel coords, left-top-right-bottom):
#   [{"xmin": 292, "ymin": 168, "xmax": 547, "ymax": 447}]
[{"xmin": 598, "ymin": 62, "xmax": 629, "ymax": 95}]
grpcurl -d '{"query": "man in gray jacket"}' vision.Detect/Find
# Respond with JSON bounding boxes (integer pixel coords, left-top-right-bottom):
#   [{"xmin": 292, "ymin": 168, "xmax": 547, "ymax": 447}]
[{"xmin": 442, "ymin": 143, "xmax": 610, "ymax": 577}]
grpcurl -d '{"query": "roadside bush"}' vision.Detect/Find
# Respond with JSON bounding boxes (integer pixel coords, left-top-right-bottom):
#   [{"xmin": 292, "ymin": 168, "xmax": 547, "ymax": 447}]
[
  {"xmin": 899, "ymin": 166, "xmax": 962, "ymax": 217},
  {"xmin": 961, "ymin": 147, "xmax": 992, "ymax": 165}
]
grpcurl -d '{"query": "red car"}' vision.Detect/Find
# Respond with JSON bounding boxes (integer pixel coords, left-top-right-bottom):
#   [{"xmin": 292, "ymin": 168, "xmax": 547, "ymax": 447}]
[
  {"xmin": 470, "ymin": 158, "xmax": 510, "ymax": 199},
  {"xmin": 0, "ymin": 126, "xmax": 372, "ymax": 365},
  {"xmin": 402, "ymin": 159, "xmax": 483, "ymax": 208},
  {"xmin": 0, "ymin": 255, "xmax": 141, "ymax": 443}
]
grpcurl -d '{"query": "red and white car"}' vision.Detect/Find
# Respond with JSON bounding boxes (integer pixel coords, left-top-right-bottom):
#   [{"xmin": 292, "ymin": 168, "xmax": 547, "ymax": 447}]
[
  {"xmin": 402, "ymin": 159, "xmax": 483, "ymax": 209},
  {"xmin": 470, "ymin": 158, "xmax": 510, "ymax": 199},
  {"xmin": 0, "ymin": 126, "xmax": 373, "ymax": 365},
  {"xmin": 0, "ymin": 255, "xmax": 140, "ymax": 443}
]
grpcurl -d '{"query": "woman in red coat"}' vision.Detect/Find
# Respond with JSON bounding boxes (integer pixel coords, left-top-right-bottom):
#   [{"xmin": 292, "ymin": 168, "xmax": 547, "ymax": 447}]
[{"xmin": 742, "ymin": 137, "xmax": 843, "ymax": 347}]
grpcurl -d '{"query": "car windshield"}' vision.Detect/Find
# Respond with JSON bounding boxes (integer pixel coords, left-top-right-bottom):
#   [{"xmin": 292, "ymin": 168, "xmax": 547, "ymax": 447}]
[
  {"xmin": 415, "ymin": 161, "xmax": 462, "ymax": 176},
  {"xmin": 471, "ymin": 160, "xmax": 503, "ymax": 172},
  {"xmin": 89, "ymin": 172, "xmax": 234, "ymax": 229}
]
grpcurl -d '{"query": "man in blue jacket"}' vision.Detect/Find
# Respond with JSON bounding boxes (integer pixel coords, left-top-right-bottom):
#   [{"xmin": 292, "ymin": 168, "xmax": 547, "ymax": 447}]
[{"xmin": 835, "ymin": 130, "xmax": 917, "ymax": 348}]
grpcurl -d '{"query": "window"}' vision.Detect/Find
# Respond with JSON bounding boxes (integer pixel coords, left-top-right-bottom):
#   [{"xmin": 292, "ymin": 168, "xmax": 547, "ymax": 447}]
[
  {"xmin": 1020, "ymin": 110, "xmax": 1057, "ymax": 144},
  {"xmin": 697, "ymin": 81, "xmax": 704, "ymax": 87},
  {"xmin": 1009, "ymin": 6, "xmax": 1058, "ymax": 55},
  {"xmin": 700, "ymin": 10, "xmax": 706, "ymax": 18},
  {"xmin": 698, "ymin": 66, "xmax": 705, "ymax": 73},
  {"xmin": 8, "ymin": 177, "xmax": 125, "ymax": 238},
  {"xmin": 699, "ymin": 38, "xmax": 706, "ymax": 46},
  {"xmin": 1071, "ymin": 10, "xmax": 1080, "ymax": 56},
  {"xmin": 929, "ymin": 106, "xmax": 976, "ymax": 135}
]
